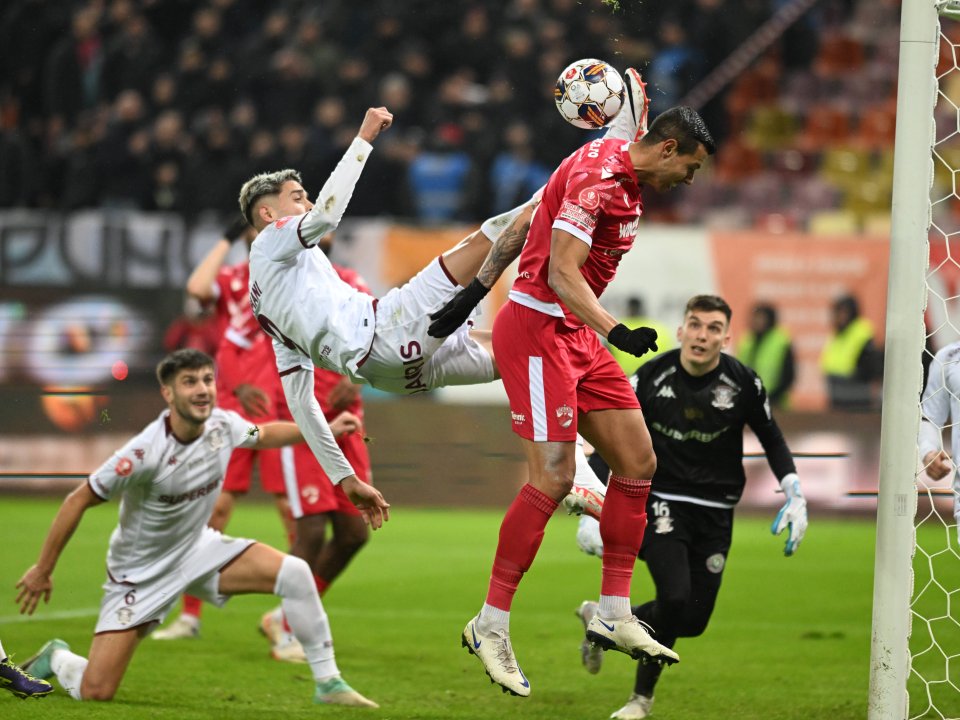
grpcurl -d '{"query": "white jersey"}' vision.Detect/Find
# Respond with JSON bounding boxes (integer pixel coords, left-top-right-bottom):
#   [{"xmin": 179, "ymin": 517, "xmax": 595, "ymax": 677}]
[
  {"xmin": 247, "ymin": 137, "xmax": 380, "ymax": 485},
  {"xmin": 919, "ymin": 341, "xmax": 960, "ymax": 520},
  {"xmin": 88, "ymin": 408, "xmax": 260, "ymax": 584},
  {"xmin": 248, "ymin": 136, "xmax": 376, "ymax": 382}
]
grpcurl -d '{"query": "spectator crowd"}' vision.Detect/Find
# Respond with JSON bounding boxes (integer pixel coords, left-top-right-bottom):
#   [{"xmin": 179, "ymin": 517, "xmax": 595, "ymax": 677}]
[{"xmin": 1, "ymin": 0, "xmax": 797, "ymax": 223}]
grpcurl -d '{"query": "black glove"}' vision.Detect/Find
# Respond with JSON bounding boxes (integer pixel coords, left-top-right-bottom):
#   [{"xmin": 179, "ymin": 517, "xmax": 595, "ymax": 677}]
[
  {"xmin": 608, "ymin": 323, "xmax": 658, "ymax": 358},
  {"xmin": 427, "ymin": 278, "xmax": 490, "ymax": 338},
  {"xmin": 224, "ymin": 216, "xmax": 250, "ymax": 243}
]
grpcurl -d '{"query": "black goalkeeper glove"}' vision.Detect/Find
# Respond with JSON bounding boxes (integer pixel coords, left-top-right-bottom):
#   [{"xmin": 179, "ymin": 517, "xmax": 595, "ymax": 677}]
[
  {"xmin": 427, "ymin": 278, "xmax": 490, "ymax": 338},
  {"xmin": 224, "ymin": 216, "xmax": 251, "ymax": 243},
  {"xmin": 608, "ymin": 323, "xmax": 658, "ymax": 358}
]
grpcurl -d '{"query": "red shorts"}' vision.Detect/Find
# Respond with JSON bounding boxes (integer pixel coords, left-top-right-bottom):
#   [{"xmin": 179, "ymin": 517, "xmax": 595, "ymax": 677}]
[
  {"xmin": 217, "ymin": 339, "xmax": 286, "ymax": 493},
  {"xmin": 283, "ymin": 428, "xmax": 372, "ymax": 518},
  {"xmin": 492, "ymin": 301, "xmax": 640, "ymax": 441}
]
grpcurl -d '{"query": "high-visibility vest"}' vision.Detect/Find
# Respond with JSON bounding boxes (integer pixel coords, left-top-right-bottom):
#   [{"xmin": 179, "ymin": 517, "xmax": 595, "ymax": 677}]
[
  {"xmin": 608, "ymin": 316, "xmax": 673, "ymax": 376},
  {"xmin": 820, "ymin": 317, "xmax": 874, "ymax": 377},
  {"xmin": 737, "ymin": 326, "xmax": 792, "ymax": 399}
]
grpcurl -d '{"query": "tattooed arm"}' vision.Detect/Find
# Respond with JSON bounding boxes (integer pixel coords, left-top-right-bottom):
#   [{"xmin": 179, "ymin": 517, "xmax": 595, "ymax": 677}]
[{"xmin": 427, "ymin": 200, "xmax": 536, "ymax": 338}]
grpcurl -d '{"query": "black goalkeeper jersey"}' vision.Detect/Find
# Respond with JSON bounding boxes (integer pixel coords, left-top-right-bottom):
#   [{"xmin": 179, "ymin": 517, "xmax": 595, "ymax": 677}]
[{"xmin": 635, "ymin": 349, "xmax": 796, "ymax": 507}]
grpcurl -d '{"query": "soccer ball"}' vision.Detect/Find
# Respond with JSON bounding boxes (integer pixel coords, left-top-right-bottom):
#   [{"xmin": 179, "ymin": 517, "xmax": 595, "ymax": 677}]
[{"xmin": 554, "ymin": 59, "xmax": 625, "ymax": 130}]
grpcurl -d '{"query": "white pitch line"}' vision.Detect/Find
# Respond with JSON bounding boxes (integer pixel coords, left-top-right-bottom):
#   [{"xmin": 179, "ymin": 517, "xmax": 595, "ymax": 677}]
[{"xmin": 0, "ymin": 608, "xmax": 100, "ymax": 624}]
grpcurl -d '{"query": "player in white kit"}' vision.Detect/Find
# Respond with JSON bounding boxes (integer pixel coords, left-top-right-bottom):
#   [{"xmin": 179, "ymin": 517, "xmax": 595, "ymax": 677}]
[
  {"xmin": 241, "ymin": 98, "xmax": 650, "ymax": 500},
  {"xmin": 920, "ymin": 341, "xmax": 960, "ymax": 539},
  {"xmin": 15, "ymin": 349, "xmax": 379, "ymax": 708}
]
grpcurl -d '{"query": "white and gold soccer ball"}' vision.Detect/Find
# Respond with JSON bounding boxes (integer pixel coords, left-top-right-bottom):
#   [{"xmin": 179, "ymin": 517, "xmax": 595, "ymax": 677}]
[{"xmin": 554, "ymin": 59, "xmax": 625, "ymax": 130}]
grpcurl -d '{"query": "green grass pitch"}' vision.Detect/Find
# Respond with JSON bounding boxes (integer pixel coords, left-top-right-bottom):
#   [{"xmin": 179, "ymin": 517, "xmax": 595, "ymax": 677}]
[{"xmin": 0, "ymin": 496, "xmax": 936, "ymax": 719}]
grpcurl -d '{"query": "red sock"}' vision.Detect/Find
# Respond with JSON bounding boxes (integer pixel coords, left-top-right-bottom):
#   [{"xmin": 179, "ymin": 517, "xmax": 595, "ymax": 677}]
[
  {"xmin": 599, "ymin": 475, "xmax": 651, "ymax": 598},
  {"xmin": 485, "ymin": 484, "xmax": 558, "ymax": 611},
  {"xmin": 314, "ymin": 573, "xmax": 329, "ymax": 597},
  {"xmin": 183, "ymin": 594, "xmax": 202, "ymax": 618},
  {"xmin": 282, "ymin": 613, "xmax": 292, "ymax": 633}
]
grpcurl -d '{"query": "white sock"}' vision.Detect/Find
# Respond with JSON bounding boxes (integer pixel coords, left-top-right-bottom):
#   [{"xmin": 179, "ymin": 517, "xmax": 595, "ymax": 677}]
[
  {"xmin": 477, "ymin": 603, "xmax": 510, "ymax": 633},
  {"xmin": 573, "ymin": 443, "xmax": 607, "ymax": 496},
  {"xmin": 51, "ymin": 648, "xmax": 88, "ymax": 700},
  {"xmin": 480, "ymin": 203, "xmax": 526, "ymax": 241},
  {"xmin": 599, "ymin": 595, "xmax": 631, "ymax": 620},
  {"xmin": 0, "ymin": 640, "xmax": 5, "ymax": 659},
  {"xmin": 274, "ymin": 554, "xmax": 339, "ymax": 682}
]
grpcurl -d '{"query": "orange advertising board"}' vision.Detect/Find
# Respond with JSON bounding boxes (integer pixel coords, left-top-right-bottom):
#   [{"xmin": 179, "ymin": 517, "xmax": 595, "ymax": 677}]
[{"xmin": 710, "ymin": 232, "xmax": 889, "ymax": 410}]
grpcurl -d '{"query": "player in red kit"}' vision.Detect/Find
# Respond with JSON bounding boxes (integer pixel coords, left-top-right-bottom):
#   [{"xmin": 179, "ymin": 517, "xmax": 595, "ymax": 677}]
[{"xmin": 433, "ymin": 105, "xmax": 716, "ymax": 697}]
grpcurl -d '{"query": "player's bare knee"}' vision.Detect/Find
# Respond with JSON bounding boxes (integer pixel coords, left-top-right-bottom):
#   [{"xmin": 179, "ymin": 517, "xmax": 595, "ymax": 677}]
[{"xmin": 80, "ymin": 677, "xmax": 118, "ymax": 701}]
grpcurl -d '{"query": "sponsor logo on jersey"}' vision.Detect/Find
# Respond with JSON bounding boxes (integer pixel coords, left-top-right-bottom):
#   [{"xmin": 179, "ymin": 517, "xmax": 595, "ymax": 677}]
[
  {"xmin": 654, "ymin": 515, "xmax": 674, "ymax": 534},
  {"xmin": 158, "ymin": 478, "xmax": 220, "ymax": 505},
  {"xmin": 653, "ymin": 366, "xmax": 677, "ymax": 386},
  {"xmin": 511, "ymin": 411, "xmax": 526, "ymax": 424},
  {"xmin": 706, "ymin": 553, "xmax": 726, "ymax": 574},
  {"xmin": 656, "ymin": 385, "xmax": 676, "ymax": 399},
  {"xmin": 619, "ymin": 217, "xmax": 640, "ymax": 239},
  {"xmin": 556, "ymin": 404, "xmax": 574, "ymax": 428},
  {"xmin": 275, "ymin": 216, "xmax": 293, "ymax": 229},
  {"xmin": 578, "ymin": 187, "xmax": 601, "ymax": 211},
  {"xmin": 651, "ymin": 421, "xmax": 730, "ymax": 443},
  {"xmin": 558, "ymin": 200, "xmax": 598, "ymax": 233},
  {"xmin": 711, "ymin": 384, "xmax": 737, "ymax": 410},
  {"xmin": 115, "ymin": 457, "xmax": 133, "ymax": 477}
]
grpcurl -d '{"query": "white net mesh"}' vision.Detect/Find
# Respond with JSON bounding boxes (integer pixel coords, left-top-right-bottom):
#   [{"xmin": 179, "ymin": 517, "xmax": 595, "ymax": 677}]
[{"xmin": 913, "ymin": 15, "xmax": 960, "ymax": 719}]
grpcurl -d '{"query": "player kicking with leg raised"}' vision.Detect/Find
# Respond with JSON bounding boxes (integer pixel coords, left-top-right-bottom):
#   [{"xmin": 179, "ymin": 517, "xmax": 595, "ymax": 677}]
[
  {"xmin": 242, "ymin": 71, "xmax": 652, "ymax": 511},
  {"xmin": 15, "ymin": 349, "xmax": 382, "ymax": 707}
]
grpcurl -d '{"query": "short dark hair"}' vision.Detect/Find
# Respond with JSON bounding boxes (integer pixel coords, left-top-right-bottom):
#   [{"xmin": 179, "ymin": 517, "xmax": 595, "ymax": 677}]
[
  {"xmin": 644, "ymin": 107, "xmax": 716, "ymax": 156},
  {"xmin": 685, "ymin": 294, "xmax": 732, "ymax": 322},
  {"xmin": 156, "ymin": 349, "xmax": 215, "ymax": 386}
]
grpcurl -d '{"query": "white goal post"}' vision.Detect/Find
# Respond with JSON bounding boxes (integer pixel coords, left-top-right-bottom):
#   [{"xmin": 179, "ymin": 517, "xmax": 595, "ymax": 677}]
[{"xmin": 867, "ymin": 0, "xmax": 939, "ymax": 717}]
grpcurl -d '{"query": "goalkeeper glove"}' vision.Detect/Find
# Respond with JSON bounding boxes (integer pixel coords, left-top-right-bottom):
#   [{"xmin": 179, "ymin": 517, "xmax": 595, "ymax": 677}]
[
  {"xmin": 771, "ymin": 473, "xmax": 807, "ymax": 556},
  {"xmin": 427, "ymin": 278, "xmax": 490, "ymax": 338},
  {"xmin": 608, "ymin": 324, "xmax": 658, "ymax": 358}
]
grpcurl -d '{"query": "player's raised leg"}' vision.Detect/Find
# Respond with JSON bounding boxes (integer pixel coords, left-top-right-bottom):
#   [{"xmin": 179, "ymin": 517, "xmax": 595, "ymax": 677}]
[
  {"xmin": 218, "ymin": 542, "xmax": 377, "ymax": 707},
  {"xmin": 578, "ymin": 408, "xmax": 678, "ymax": 666},
  {"xmin": 604, "ymin": 68, "xmax": 650, "ymax": 143}
]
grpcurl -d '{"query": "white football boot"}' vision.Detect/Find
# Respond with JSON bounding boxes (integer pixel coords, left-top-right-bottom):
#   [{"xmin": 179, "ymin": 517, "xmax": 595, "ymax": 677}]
[
  {"xmin": 314, "ymin": 676, "xmax": 379, "ymax": 708},
  {"xmin": 603, "ymin": 68, "xmax": 650, "ymax": 142},
  {"xmin": 152, "ymin": 614, "xmax": 200, "ymax": 640},
  {"xmin": 586, "ymin": 614, "xmax": 679, "ymax": 665},
  {"xmin": 259, "ymin": 607, "xmax": 307, "ymax": 663},
  {"xmin": 611, "ymin": 693, "xmax": 655, "ymax": 719},
  {"xmin": 575, "ymin": 600, "xmax": 604, "ymax": 674},
  {"xmin": 461, "ymin": 615, "xmax": 531, "ymax": 697},
  {"xmin": 563, "ymin": 485, "xmax": 605, "ymax": 521}
]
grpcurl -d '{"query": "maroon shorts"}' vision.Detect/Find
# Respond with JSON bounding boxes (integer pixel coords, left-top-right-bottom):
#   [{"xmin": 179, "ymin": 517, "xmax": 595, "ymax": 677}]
[{"xmin": 492, "ymin": 301, "xmax": 639, "ymax": 441}]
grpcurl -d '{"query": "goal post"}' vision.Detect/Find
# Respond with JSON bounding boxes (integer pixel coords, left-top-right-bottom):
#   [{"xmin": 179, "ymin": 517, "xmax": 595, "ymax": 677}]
[{"xmin": 867, "ymin": 0, "xmax": 939, "ymax": 717}]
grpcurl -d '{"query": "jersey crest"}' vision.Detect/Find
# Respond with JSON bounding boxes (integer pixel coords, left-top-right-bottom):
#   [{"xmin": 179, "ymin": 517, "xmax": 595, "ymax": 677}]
[{"xmin": 711, "ymin": 384, "xmax": 737, "ymax": 410}]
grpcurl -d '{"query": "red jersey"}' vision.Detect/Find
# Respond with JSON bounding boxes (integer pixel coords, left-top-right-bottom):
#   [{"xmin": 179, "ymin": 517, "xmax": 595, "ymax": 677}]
[
  {"xmin": 214, "ymin": 262, "xmax": 264, "ymax": 350},
  {"xmin": 510, "ymin": 137, "xmax": 643, "ymax": 327}
]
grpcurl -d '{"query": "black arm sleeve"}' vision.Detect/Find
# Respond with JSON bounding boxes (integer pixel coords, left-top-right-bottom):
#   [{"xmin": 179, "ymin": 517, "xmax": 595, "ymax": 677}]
[{"xmin": 745, "ymin": 375, "xmax": 797, "ymax": 480}]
